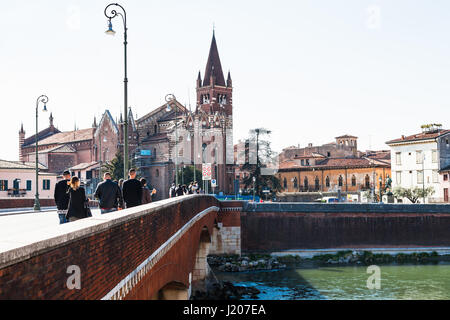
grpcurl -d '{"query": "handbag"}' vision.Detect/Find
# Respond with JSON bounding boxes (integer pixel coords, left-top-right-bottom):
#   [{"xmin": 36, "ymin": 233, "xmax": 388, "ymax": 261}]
[{"xmin": 84, "ymin": 200, "xmax": 92, "ymax": 217}]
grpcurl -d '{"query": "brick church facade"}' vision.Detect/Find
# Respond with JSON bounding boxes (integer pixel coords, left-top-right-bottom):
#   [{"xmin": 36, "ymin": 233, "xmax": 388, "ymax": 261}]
[{"xmin": 18, "ymin": 32, "xmax": 235, "ymax": 200}]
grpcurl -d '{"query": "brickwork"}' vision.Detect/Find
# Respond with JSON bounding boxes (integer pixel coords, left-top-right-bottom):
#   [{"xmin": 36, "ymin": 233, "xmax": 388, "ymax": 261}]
[
  {"xmin": 0, "ymin": 195, "xmax": 220, "ymax": 300},
  {"xmin": 210, "ymin": 201, "xmax": 243, "ymax": 255}
]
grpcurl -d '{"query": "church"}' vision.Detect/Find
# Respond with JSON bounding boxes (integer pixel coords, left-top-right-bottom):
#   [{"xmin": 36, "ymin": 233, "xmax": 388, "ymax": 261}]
[{"xmin": 18, "ymin": 32, "xmax": 235, "ymax": 200}]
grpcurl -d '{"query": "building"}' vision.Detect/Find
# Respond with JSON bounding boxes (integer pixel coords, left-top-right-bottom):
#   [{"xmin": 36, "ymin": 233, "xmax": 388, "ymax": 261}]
[
  {"xmin": 135, "ymin": 31, "xmax": 234, "ymax": 199},
  {"xmin": 277, "ymin": 157, "xmax": 390, "ymax": 196},
  {"xmin": 386, "ymin": 124, "xmax": 450, "ymax": 203},
  {"xmin": 0, "ymin": 159, "xmax": 58, "ymax": 200}
]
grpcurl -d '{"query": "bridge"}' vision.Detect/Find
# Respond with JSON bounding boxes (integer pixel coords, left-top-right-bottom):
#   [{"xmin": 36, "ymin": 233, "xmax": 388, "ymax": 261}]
[{"xmin": 1, "ymin": 195, "xmax": 450, "ymax": 299}]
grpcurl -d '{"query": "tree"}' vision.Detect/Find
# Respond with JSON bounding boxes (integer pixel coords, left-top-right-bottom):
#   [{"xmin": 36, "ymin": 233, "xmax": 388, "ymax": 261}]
[
  {"xmin": 241, "ymin": 128, "xmax": 281, "ymax": 199},
  {"xmin": 102, "ymin": 151, "xmax": 134, "ymax": 181},
  {"xmin": 393, "ymin": 186, "xmax": 435, "ymax": 203},
  {"xmin": 176, "ymin": 165, "xmax": 202, "ymax": 186}
]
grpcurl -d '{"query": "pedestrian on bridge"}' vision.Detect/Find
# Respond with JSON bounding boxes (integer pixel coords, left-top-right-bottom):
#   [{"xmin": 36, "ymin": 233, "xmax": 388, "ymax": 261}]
[
  {"xmin": 66, "ymin": 177, "xmax": 89, "ymax": 222},
  {"xmin": 122, "ymin": 168, "xmax": 143, "ymax": 208},
  {"xmin": 140, "ymin": 178, "xmax": 156, "ymax": 204},
  {"xmin": 54, "ymin": 170, "xmax": 71, "ymax": 224},
  {"xmin": 94, "ymin": 172, "xmax": 124, "ymax": 214}
]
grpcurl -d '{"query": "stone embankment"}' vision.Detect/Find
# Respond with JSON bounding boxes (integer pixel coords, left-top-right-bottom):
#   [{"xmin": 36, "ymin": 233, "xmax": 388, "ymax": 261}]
[{"xmin": 208, "ymin": 254, "xmax": 287, "ymax": 272}]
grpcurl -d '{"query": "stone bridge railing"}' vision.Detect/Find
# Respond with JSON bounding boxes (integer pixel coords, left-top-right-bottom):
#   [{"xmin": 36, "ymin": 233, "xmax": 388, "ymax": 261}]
[{"xmin": 0, "ymin": 195, "xmax": 224, "ymax": 300}]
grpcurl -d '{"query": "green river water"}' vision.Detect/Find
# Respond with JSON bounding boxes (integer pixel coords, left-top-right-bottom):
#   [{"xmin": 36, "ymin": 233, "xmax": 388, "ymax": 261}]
[{"xmin": 214, "ymin": 262, "xmax": 450, "ymax": 300}]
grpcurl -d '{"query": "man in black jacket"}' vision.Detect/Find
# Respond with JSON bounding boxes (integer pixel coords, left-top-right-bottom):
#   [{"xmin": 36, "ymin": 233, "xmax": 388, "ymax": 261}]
[
  {"xmin": 54, "ymin": 170, "xmax": 71, "ymax": 224},
  {"xmin": 122, "ymin": 168, "xmax": 143, "ymax": 208},
  {"xmin": 94, "ymin": 172, "xmax": 124, "ymax": 214}
]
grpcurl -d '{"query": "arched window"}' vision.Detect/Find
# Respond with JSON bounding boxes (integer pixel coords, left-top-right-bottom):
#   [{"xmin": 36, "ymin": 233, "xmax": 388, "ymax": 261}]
[
  {"xmin": 304, "ymin": 177, "xmax": 308, "ymax": 190},
  {"xmin": 156, "ymin": 169, "xmax": 159, "ymax": 177},
  {"xmin": 365, "ymin": 174, "xmax": 370, "ymax": 188},
  {"xmin": 283, "ymin": 177, "xmax": 287, "ymax": 190},
  {"xmin": 154, "ymin": 125, "xmax": 157, "ymax": 134},
  {"xmin": 338, "ymin": 175, "xmax": 343, "ymax": 187},
  {"xmin": 315, "ymin": 176, "xmax": 320, "ymax": 190},
  {"xmin": 351, "ymin": 175, "xmax": 356, "ymax": 187},
  {"xmin": 325, "ymin": 176, "xmax": 330, "ymax": 188},
  {"xmin": 293, "ymin": 177, "xmax": 298, "ymax": 189}
]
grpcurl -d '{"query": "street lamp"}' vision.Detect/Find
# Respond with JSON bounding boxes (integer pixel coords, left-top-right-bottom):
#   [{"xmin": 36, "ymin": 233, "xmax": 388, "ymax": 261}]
[
  {"xmin": 202, "ymin": 143, "xmax": 207, "ymax": 194},
  {"xmin": 34, "ymin": 95, "xmax": 48, "ymax": 211},
  {"xmin": 165, "ymin": 94, "xmax": 178, "ymax": 186},
  {"xmin": 104, "ymin": 3, "xmax": 128, "ymax": 180}
]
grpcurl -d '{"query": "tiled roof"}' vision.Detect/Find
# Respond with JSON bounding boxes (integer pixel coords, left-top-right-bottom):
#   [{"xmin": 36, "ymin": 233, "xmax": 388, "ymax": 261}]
[
  {"xmin": 335, "ymin": 134, "xmax": 358, "ymax": 139},
  {"xmin": 0, "ymin": 159, "xmax": 47, "ymax": 170},
  {"xmin": 279, "ymin": 157, "xmax": 389, "ymax": 171},
  {"xmin": 22, "ymin": 126, "xmax": 61, "ymax": 147},
  {"xmin": 386, "ymin": 130, "xmax": 450, "ymax": 145},
  {"xmin": 37, "ymin": 128, "xmax": 95, "ymax": 146},
  {"xmin": 70, "ymin": 161, "xmax": 99, "ymax": 170}
]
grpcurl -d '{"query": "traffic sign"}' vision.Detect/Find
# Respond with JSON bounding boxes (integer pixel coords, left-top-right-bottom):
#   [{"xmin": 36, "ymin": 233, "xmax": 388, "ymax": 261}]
[
  {"xmin": 202, "ymin": 163, "xmax": 212, "ymax": 180},
  {"xmin": 211, "ymin": 179, "xmax": 217, "ymax": 187}
]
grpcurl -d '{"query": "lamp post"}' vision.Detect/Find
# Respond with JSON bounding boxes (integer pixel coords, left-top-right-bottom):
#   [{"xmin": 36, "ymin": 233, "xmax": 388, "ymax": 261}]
[
  {"xmin": 202, "ymin": 143, "xmax": 207, "ymax": 194},
  {"xmin": 165, "ymin": 94, "xmax": 178, "ymax": 186},
  {"xmin": 34, "ymin": 95, "xmax": 48, "ymax": 211},
  {"xmin": 104, "ymin": 3, "xmax": 128, "ymax": 180}
]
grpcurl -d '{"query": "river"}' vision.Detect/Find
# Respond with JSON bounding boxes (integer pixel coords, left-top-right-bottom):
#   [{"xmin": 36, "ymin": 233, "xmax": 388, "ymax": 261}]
[{"xmin": 213, "ymin": 262, "xmax": 450, "ymax": 300}]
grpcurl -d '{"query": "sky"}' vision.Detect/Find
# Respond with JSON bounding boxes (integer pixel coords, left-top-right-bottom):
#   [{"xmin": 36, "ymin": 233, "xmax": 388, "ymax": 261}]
[{"xmin": 1, "ymin": 0, "xmax": 450, "ymax": 161}]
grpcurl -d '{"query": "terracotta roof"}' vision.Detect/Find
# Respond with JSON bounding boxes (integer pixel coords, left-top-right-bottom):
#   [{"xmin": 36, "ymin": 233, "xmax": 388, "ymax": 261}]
[
  {"xmin": 202, "ymin": 32, "xmax": 226, "ymax": 87},
  {"xmin": 335, "ymin": 134, "xmax": 358, "ymax": 139},
  {"xmin": 0, "ymin": 159, "xmax": 47, "ymax": 170},
  {"xmin": 37, "ymin": 128, "xmax": 95, "ymax": 146},
  {"xmin": 386, "ymin": 130, "xmax": 450, "ymax": 145},
  {"xmin": 279, "ymin": 157, "xmax": 389, "ymax": 171},
  {"xmin": 70, "ymin": 161, "xmax": 99, "ymax": 170},
  {"xmin": 22, "ymin": 126, "xmax": 60, "ymax": 147}
]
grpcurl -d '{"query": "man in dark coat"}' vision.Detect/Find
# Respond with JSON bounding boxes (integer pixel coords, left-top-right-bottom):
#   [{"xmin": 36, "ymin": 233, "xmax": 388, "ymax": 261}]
[
  {"xmin": 54, "ymin": 170, "xmax": 71, "ymax": 224},
  {"xmin": 94, "ymin": 172, "xmax": 124, "ymax": 214},
  {"xmin": 122, "ymin": 168, "xmax": 143, "ymax": 208}
]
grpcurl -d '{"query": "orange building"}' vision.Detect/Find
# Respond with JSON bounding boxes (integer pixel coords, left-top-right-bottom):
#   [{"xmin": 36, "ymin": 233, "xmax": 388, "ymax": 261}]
[{"xmin": 277, "ymin": 156, "xmax": 391, "ymax": 194}]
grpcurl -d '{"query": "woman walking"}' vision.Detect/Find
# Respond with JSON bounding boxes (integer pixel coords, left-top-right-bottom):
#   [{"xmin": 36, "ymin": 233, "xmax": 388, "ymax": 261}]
[
  {"xmin": 66, "ymin": 177, "xmax": 89, "ymax": 222},
  {"xmin": 140, "ymin": 178, "xmax": 156, "ymax": 204}
]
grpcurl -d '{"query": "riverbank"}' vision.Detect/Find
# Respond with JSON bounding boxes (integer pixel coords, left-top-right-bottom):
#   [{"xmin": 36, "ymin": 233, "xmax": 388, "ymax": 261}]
[{"xmin": 208, "ymin": 250, "xmax": 450, "ymax": 272}]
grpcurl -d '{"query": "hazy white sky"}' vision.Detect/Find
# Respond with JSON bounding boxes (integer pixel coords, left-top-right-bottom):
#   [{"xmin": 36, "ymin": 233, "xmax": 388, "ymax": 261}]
[{"xmin": 1, "ymin": 0, "xmax": 449, "ymax": 161}]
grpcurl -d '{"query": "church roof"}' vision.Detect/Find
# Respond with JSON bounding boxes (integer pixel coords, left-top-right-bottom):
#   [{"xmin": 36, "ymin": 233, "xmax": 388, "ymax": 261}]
[
  {"xmin": 203, "ymin": 32, "xmax": 226, "ymax": 87},
  {"xmin": 22, "ymin": 126, "xmax": 61, "ymax": 147},
  {"xmin": 37, "ymin": 128, "xmax": 95, "ymax": 146}
]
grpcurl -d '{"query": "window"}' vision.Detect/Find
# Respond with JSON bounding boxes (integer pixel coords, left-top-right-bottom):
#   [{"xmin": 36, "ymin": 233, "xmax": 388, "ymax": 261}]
[
  {"xmin": 301, "ymin": 159, "xmax": 304, "ymax": 166},
  {"xmin": 43, "ymin": 179, "xmax": 51, "ymax": 190},
  {"xmin": 444, "ymin": 174, "xmax": 449, "ymax": 181},
  {"xmin": 293, "ymin": 177, "xmax": 298, "ymax": 189},
  {"xmin": 416, "ymin": 151, "xmax": 423, "ymax": 164},
  {"xmin": 26, "ymin": 180, "xmax": 32, "ymax": 191},
  {"xmin": 417, "ymin": 171, "xmax": 424, "ymax": 184},
  {"xmin": 304, "ymin": 177, "xmax": 309, "ymax": 189},
  {"xmin": 156, "ymin": 169, "xmax": 160, "ymax": 177},
  {"xmin": 86, "ymin": 171, "xmax": 92, "ymax": 180},
  {"xmin": 338, "ymin": 175, "xmax": 343, "ymax": 187},
  {"xmin": 327, "ymin": 152, "xmax": 331, "ymax": 157},
  {"xmin": 0, "ymin": 180, "xmax": 8, "ymax": 191},
  {"xmin": 283, "ymin": 178, "xmax": 287, "ymax": 189},
  {"xmin": 365, "ymin": 175, "xmax": 370, "ymax": 188},
  {"xmin": 351, "ymin": 175, "xmax": 356, "ymax": 187},
  {"xmin": 432, "ymin": 170, "xmax": 439, "ymax": 183},
  {"xmin": 396, "ymin": 152, "xmax": 402, "ymax": 165},
  {"xmin": 315, "ymin": 176, "xmax": 320, "ymax": 190},
  {"xmin": 325, "ymin": 176, "xmax": 330, "ymax": 187},
  {"xmin": 396, "ymin": 171, "xmax": 402, "ymax": 185},
  {"xmin": 305, "ymin": 159, "xmax": 310, "ymax": 166},
  {"xmin": 432, "ymin": 150, "xmax": 438, "ymax": 163}
]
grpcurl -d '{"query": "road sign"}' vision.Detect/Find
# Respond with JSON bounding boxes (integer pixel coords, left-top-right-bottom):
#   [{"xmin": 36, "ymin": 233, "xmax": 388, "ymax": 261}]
[
  {"xmin": 211, "ymin": 179, "xmax": 217, "ymax": 187},
  {"xmin": 140, "ymin": 149, "xmax": 151, "ymax": 156},
  {"xmin": 202, "ymin": 163, "xmax": 212, "ymax": 180}
]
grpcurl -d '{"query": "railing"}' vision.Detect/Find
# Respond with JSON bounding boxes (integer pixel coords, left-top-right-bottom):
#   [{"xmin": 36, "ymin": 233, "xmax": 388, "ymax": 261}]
[{"xmin": 6, "ymin": 189, "xmax": 27, "ymax": 197}]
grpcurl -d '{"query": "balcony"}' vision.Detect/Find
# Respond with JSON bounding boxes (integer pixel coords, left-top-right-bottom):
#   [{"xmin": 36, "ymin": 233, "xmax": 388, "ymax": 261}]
[{"xmin": 6, "ymin": 189, "xmax": 27, "ymax": 197}]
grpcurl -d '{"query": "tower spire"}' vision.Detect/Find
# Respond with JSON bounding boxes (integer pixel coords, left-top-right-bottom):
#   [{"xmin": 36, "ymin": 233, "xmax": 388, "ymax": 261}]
[{"xmin": 202, "ymin": 31, "xmax": 225, "ymax": 87}]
